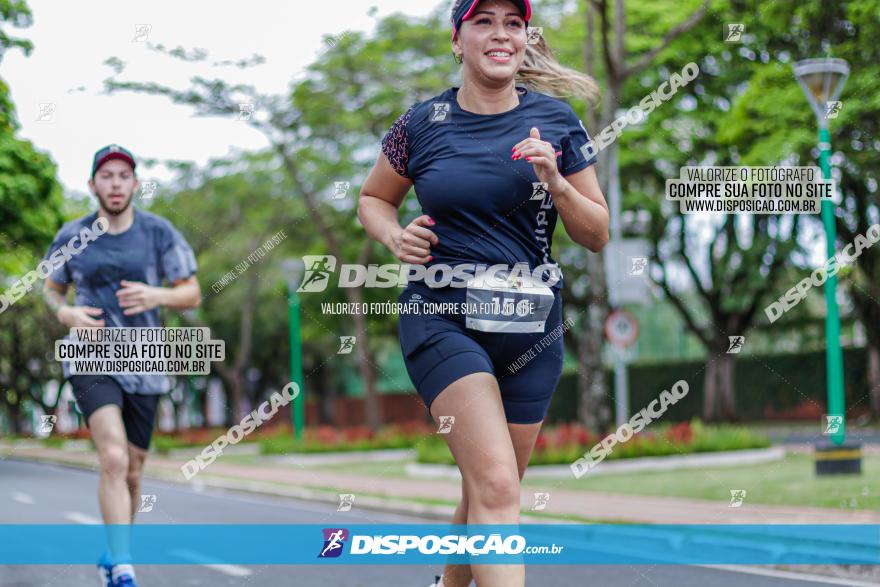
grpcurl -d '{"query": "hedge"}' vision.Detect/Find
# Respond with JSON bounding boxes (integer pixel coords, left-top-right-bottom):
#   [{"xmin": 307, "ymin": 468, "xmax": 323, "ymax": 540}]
[{"xmin": 546, "ymin": 347, "xmax": 868, "ymax": 423}]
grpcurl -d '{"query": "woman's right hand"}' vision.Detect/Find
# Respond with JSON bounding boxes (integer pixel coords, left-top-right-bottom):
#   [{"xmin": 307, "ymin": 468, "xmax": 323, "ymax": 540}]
[{"xmin": 391, "ymin": 215, "xmax": 439, "ymax": 264}]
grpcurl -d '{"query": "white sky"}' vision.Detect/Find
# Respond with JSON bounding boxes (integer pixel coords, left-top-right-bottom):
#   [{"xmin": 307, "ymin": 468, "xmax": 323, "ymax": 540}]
[{"xmin": 1, "ymin": 0, "xmax": 439, "ymax": 193}]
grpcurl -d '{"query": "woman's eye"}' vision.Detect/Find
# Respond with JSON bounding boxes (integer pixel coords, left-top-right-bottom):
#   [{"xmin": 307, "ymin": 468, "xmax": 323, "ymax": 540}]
[
  {"xmin": 507, "ymin": 20, "xmax": 523, "ymax": 28},
  {"xmin": 475, "ymin": 17, "xmax": 491, "ymax": 24}
]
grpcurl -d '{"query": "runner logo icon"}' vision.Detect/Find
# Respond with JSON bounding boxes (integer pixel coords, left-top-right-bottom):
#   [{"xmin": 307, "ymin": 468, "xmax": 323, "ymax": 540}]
[
  {"xmin": 299, "ymin": 256, "xmax": 337, "ymax": 292},
  {"xmin": 319, "ymin": 528, "xmax": 349, "ymax": 558},
  {"xmin": 429, "ymin": 102, "xmax": 451, "ymax": 123}
]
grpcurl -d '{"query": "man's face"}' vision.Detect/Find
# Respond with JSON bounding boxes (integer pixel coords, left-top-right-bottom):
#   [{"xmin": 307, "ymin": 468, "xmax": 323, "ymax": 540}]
[{"xmin": 89, "ymin": 158, "xmax": 137, "ymax": 215}]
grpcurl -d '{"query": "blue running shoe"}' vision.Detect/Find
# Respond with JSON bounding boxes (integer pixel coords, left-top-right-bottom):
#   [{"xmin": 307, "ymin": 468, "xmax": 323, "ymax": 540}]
[
  {"xmin": 110, "ymin": 564, "xmax": 138, "ymax": 587},
  {"xmin": 97, "ymin": 550, "xmax": 113, "ymax": 587}
]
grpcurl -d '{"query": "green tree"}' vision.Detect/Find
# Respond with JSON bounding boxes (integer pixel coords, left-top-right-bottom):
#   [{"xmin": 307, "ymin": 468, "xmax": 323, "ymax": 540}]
[
  {"xmin": 0, "ymin": 294, "xmax": 66, "ymax": 433},
  {"xmin": 716, "ymin": 0, "xmax": 880, "ymax": 417},
  {"xmin": 0, "ymin": 0, "xmax": 65, "ymax": 432},
  {"xmin": 566, "ymin": 0, "xmax": 827, "ymax": 421},
  {"xmin": 147, "ymin": 154, "xmax": 331, "ymax": 426},
  {"xmin": 0, "ymin": 0, "xmax": 63, "ymax": 272}
]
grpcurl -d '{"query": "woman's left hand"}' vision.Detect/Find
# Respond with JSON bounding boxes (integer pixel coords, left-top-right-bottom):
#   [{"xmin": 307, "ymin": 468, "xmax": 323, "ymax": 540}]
[{"xmin": 512, "ymin": 127, "xmax": 564, "ymax": 192}]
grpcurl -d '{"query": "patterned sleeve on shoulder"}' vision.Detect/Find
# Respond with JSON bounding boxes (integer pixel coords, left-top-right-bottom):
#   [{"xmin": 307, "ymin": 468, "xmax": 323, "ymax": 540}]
[{"xmin": 381, "ymin": 106, "xmax": 415, "ymax": 178}]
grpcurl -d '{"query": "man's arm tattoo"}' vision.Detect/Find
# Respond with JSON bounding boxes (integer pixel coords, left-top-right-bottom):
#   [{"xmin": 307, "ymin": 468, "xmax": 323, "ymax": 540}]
[{"xmin": 43, "ymin": 286, "xmax": 68, "ymax": 317}]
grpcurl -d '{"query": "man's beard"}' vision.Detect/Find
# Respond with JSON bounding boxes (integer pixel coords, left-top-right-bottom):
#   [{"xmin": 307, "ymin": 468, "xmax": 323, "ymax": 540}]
[{"xmin": 98, "ymin": 193, "xmax": 133, "ymax": 215}]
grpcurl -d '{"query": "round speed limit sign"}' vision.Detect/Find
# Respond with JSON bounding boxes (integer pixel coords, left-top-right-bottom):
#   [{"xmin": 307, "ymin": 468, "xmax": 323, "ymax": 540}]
[{"xmin": 604, "ymin": 310, "xmax": 639, "ymax": 348}]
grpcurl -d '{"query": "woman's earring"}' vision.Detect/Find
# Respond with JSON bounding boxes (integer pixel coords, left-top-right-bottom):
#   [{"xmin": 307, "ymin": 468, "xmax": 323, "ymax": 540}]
[{"xmin": 453, "ymin": 52, "xmax": 463, "ymax": 64}]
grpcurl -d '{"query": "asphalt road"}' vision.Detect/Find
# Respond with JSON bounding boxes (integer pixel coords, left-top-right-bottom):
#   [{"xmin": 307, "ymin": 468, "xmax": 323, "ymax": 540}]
[{"xmin": 0, "ymin": 459, "xmax": 862, "ymax": 587}]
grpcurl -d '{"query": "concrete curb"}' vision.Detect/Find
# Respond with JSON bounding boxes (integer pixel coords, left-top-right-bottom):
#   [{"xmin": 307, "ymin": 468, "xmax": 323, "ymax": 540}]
[
  {"xmin": 407, "ymin": 446, "xmax": 786, "ymax": 479},
  {"xmin": 162, "ymin": 470, "xmax": 568, "ymax": 524},
  {"xmin": 263, "ymin": 448, "xmax": 415, "ymax": 465},
  {"xmin": 0, "ymin": 452, "xmax": 564, "ymax": 525},
  {"xmin": 26, "ymin": 440, "xmax": 413, "ymax": 463},
  {"xmin": 162, "ymin": 443, "xmax": 261, "ymax": 459}
]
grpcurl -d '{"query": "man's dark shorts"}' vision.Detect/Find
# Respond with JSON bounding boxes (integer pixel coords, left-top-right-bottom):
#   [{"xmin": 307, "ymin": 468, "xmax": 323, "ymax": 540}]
[{"xmin": 69, "ymin": 375, "xmax": 159, "ymax": 450}]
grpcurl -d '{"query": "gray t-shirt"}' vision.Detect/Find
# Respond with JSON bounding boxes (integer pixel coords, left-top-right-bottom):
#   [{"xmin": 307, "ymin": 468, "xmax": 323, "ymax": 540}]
[{"xmin": 44, "ymin": 208, "xmax": 198, "ymax": 394}]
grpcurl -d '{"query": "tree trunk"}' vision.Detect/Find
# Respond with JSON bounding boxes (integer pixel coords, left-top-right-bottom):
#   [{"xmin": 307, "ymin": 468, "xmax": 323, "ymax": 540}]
[
  {"xmin": 702, "ymin": 359, "xmax": 718, "ymax": 422},
  {"xmin": 225, "ymin": 270, "xmax": 259, "ymax": 425},
  {"xmin": 316, "ymin": 366, "xmax": 335, "ymax": 425},
  {"xmin": 703, "ymin": 342, "xmax": 737, "ymax": 422},
  {"xmin": 8, "ymin": 400, "xmax": 22, "ymax": 435},
  {"xmin": 576, "ymin": 251, "xmax": 612, "ymax": 432},
  {"xmin": 868, "ymin": 343, "xmax": 880, "ymax": 418},
  {"xmin": 576, "ymin": 320, "xmax": 609, "ymax": 431},
  {"xmin": 719, "ymin": 352, "xmax": 737, "ymax": 421},
  {"xmin": 569, "ymin": 72, "xmax": 618, "ymax": 434},
  {"xmin": 227, "ymin": 371, "xmax": 244, "ymax": 427},
  {"xmin": 347, "ymin": 285, "xmax": 380, "ymax": 430}
]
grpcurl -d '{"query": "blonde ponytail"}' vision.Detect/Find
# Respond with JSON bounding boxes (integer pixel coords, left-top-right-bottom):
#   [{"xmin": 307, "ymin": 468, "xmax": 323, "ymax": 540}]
[{"xmin": 517, "ymin": 33, "xmax": 601, "ymax": 106}]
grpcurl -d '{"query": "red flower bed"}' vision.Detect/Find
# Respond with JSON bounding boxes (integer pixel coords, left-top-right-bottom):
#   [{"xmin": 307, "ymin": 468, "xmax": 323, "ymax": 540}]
[
  {"xmin": 664, "ymin": 422, "xmax": 694, "ymax": 444},
  {"xmin": 533, "ymin": 423, "xmax": 594, "ymax": 454},
  {"xmin": 529, "ymin": 422, "xmax": 696, "ymax": 455}
]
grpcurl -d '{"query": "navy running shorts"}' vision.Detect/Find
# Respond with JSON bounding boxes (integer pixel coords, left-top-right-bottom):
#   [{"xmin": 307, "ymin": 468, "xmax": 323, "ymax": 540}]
[
  {"xmin": 69, "ymin": 374, "xmax": 160, "ymax": 450},
  {"xmin": 396, "ymin": 280, "xmax": 565, "ymax": 424}
]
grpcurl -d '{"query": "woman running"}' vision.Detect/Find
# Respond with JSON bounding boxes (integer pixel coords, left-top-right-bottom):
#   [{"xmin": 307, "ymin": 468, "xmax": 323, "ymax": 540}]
[{"xmin": 358, "ymin": 1, "xmax": 608, "ymax": 585}]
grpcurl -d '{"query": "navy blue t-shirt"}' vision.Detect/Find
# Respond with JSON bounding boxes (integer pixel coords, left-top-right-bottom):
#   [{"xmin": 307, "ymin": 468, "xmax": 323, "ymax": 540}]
[
  {"xmin": 44, "ymin": 208, "xmax": 198, "ymax": 394},
  {"xmin": 382, "ymin": 85, "xmax": 597, "ymax": 291}
]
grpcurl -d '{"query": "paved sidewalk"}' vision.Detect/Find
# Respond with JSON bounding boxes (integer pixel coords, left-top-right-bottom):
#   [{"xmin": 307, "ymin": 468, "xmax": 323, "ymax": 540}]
[{"xmin": 3, "ymin": 445, "xmax": 878, "ymax": 525}]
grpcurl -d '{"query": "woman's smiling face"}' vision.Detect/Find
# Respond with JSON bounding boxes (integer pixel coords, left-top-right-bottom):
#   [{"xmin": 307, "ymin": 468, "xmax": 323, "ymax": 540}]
[{"xmin": 453, "ymin": 0, "xmax": 527, "ymax": 84}]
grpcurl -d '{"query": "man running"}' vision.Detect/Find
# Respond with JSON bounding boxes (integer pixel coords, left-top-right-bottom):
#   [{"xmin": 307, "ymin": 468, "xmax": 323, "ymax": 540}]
[{"xmin": 42, "ymin": 144, "xmax": 201, "ymax": 586}]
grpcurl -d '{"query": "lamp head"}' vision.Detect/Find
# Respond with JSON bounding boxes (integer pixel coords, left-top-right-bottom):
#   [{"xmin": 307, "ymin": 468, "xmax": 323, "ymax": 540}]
[
  {"xmin": 282, "ymin": 259, "xmax": 305, "ymax": 291},
  {"xmin": 793, "ymin": 58, "xmax": 849, "ymax": 125}
]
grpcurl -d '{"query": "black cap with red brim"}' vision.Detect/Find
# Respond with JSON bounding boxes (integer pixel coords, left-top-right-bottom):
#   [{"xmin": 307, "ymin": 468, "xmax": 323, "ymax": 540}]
[
  {"xmin": 91, "ymin": 144, "xmax": 136, "ymax": 177},
  {"xmin": 451, "ymin": 0, "xmax": 531, "ymax": 39}
]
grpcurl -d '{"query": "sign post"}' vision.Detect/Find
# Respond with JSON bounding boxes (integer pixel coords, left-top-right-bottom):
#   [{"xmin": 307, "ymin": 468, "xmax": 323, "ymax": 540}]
[{"xmin": 605, "ymin": 309, "xmax": 639, "ymax": 427}]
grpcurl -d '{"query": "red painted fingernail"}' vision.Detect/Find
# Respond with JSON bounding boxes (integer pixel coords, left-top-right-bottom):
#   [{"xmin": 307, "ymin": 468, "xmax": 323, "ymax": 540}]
[
  {"xmin": 555, "ymin": 151, "xmax": 563, "ymax": 157},
  {"xmin": 428, "ymin": 256, "xmax": 433, "ymax": 261},
  {"xmin": 526, "ymin": 157, "xmax": 532, "ymax": 162}
]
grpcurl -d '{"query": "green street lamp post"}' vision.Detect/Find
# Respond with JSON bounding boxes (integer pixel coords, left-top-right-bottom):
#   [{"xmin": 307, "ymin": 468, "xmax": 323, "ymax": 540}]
[
  {"xmin": 282, "ymin": 259, "xmax": 306, "ymax": 441},
  {"xmin": 793, "ymin": 57, "xmax": 860, "ymax": 475}
]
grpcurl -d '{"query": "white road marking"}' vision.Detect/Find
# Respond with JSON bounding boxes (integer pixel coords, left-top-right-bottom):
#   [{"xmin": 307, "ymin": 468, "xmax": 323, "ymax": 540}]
[
  {"xmin": 169, "ymin": 549, "xmax": 253, "ymax": 577},
  {"xmin": 64, "ymin": 511, "xmax": 101, "ymax": 524},
  {"xmin": 200, "ymin": 564, "xmax": 253, "ymax": 577},
  {"xmin": 700, "ymin": 564, "xmax": 880, "ymax": 586},
  {"xmin": 11, "ymin": 492, "xmax": 35, "ymax": 504}
]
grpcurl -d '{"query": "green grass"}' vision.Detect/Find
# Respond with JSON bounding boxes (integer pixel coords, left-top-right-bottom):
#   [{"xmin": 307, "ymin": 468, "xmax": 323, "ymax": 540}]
[
  {"xmin": 259, "ymin": 436, "xmax": 415, "ymax": 455},
  {"xmin": 522, "ymin": 453, "xmax": 879, "ymax": 510},
  {"xmin": 151, "ymin": 428, "xmax": 420, "ymax": 455},
  {"xmin": 151, "ymin": 434, "xmax": 226, "ymax": 454},
  {"xmin": 300, "ymin": 453, "xmax": 879, "ymax": 510},
  {"xmin": 741, "ymin": 420, "xmax": 880, "ymax": 432},
  {"xmin": 40, "ymin": 436, "xmax": 67, "ymax": 448},
  {"xmin": 298, "ymin": 459, "xmax": 412, "ymax": 476}
]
